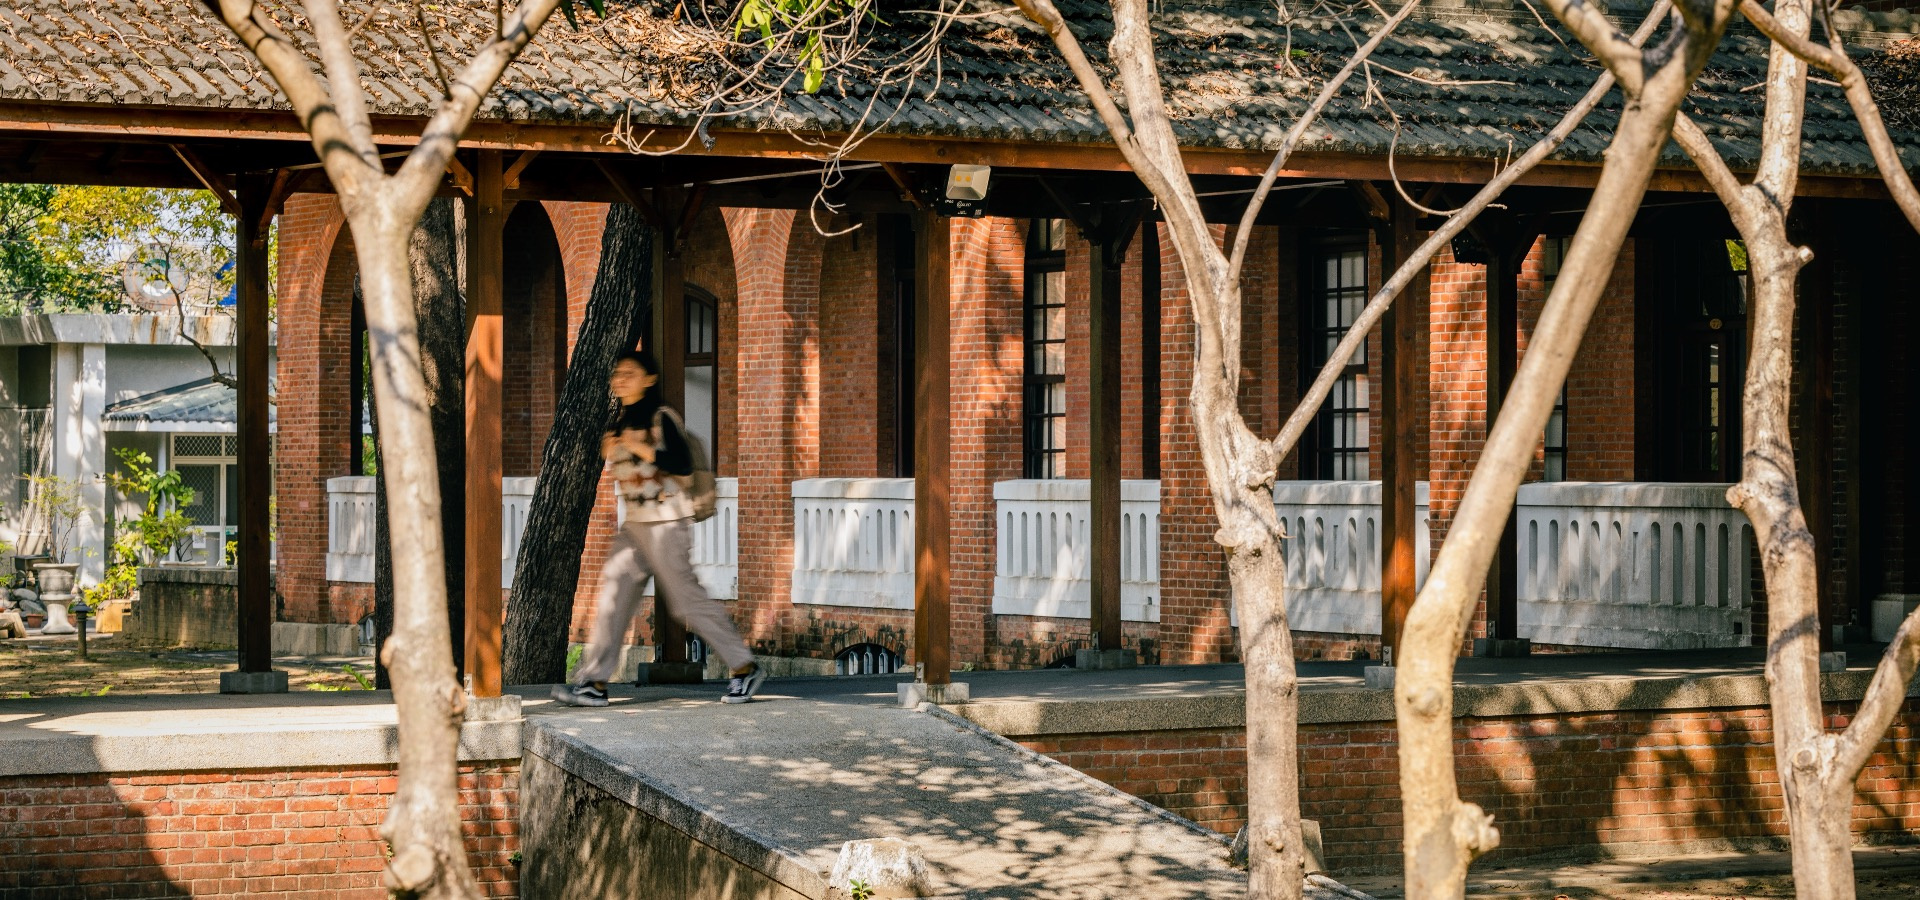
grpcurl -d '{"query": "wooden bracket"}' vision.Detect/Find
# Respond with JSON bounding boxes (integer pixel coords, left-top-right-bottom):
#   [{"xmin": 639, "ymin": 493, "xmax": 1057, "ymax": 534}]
[
  {"xmin": 503, "ymin": 148, "xmax": 541, "ymax": 190},
  {"xmin": 881, "ymin": 162, "xmax": 928, "ymax": 210},
  {"xmin": 595, "ymin": 159, "xmax": 666, "ymax": 228},
  {"xmin": 1038, "ymin": 176, "xmax": 1149, "ymax": 264},
  {"xmin": 1347, "ymin": 180, "xmax": 1392, "ymax": 224},
  {"xmin": 171, "ymin": 144, "xmax": 241, "ymax": 218},
  {"xmin": 251, "ymin": 168, "xmax": 294, "ymax": 246},
  {"xmin": 447, "ymin": 156, "xmax": 475, "ymax": 196},
  {"xmin": 672, "ymin": 184, "xmax": 708, "ymax": 253}
]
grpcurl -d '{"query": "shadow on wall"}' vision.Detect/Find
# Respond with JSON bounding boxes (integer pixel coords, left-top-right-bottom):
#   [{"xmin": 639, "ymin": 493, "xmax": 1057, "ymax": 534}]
[{"xmin": 0, "ymin": 731, "xmax": 190, "ymax": 898}]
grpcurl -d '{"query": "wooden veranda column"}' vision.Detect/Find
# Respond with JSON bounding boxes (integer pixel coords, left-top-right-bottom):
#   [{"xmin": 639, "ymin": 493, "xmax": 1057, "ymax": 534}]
[
  {"xmin": 653, "ymin": 232, "xmax": 691, "ymax": 667},
  {"xmin": 1480, "ymin": 225, "xmax": 1533, "ymax": 645},
  {"xmin": 1379, "ymin": 197, "xmax": 1427, "ymax": 661},
  {"xmin": 1799, "ymin": 209, "xmax": 1838, "ymax": 650},
  {"xmin": 1088, "ymin": 229, "xmax": 1125, "ymax": 653},
  {"xmin": 912, "ymin": 211, "xmax": 952, "ymax": 685},
  {"xmin": 235, "ymin": 174, "xmax": 274, "ymax": 676},
  {"xmin": 464, "ymin": 150, "xmax": 505, "ymax": 697}
]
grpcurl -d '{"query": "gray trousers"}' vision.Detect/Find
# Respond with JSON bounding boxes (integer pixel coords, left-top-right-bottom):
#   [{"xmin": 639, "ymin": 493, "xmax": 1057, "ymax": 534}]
[{"xmin": 574, "ymin": 518, "xmax": 754, "ymax": 684}]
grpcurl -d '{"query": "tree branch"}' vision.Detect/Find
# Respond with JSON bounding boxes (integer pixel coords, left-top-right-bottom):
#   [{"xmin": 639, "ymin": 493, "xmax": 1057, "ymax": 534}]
[
  {"xmin": 1671, "ymin": 113, "xmax": 1750, "ymax": 217},
  {"xmin": 1736, "ymin": 0, "xmax": 1920, "ymax": 232},
  {"xmin": 390, "ymin": 0, "xmax": 565, "ymax": 219},
  {"xmin": 1270, "ymin": 0, "xmax": 1672, "ymax": 461},
  {"xmin": 1226, "ymin": 0, "xmax": 1425, "ymax": 285},
  {"xmin": 304, "ymin": 0, "xmax": 381, "ymax": 169},
  {"xmin": 1536, "ymin": 0, "xmax": 1648, "ymax": 91},
  {"xmin": 1836, "ymin": 606, "xmax": 1920, "ymax": 776},
  {"xmin": 203, "ymin": 0, "xmax": 381, "ymax": 196}
]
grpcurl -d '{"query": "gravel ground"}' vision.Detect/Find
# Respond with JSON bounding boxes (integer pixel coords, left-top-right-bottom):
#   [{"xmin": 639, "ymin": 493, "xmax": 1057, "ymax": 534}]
[{"xmin": 0, "ymin": 637, "xmax": 374, "ymax": 697}]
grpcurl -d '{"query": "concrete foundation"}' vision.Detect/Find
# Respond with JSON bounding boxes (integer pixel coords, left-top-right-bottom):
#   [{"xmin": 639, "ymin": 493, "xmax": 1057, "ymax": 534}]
[
  {"xmin": 898, "ymin": 681, "xmax": 971, "ymax": 707},
  {"xmin": 1473, "ymin": 638, "xmax": 1533, "ymax": 658},
  {"xmin": 636, "ymin": 662, "xmax": 706, "ymax": 685},
  {"xmin": 218, "ymin": 669, "xmax": 288, "ymax": 694},
  {"xmin": 1874, "ymin": 595, "xmax": 1920, "ymax": 642},
  {"xmin": 1077, "ymin": 648, "xmax": 1138, "ymax": 670},
  {"xmin": 1363, "ymin": 666, "xmax": 1395, "ymax": 690}
]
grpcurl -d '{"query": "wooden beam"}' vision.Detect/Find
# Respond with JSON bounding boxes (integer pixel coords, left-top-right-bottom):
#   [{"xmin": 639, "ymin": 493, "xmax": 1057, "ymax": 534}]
[
  {"xmin": 913, "ymin": 211, "xmax": 952, "ymax": 685},
  {"xmin": 502, "ymin": 148, "xmax": 541, "ymax": 190},
  {"xmin": 1379, "ymin": 195, "xmax": 1426, "ymax": 661},
  {"xmin": 234, "ymin": 173, "xmax": 274, "ymax": 675},
  {"xmin": 464, "ymin": 149, "xmax": 506, "ymax": 698},
  {"xmin": 170, "ymin": 144, "xmax": 240, "ymax": 217},
  {"xmin": 882, "ymin": 162, "xmax": 928, "ymax": 210},
  {"xmin": 652, "ymin": 218, "xmax": 691, "ymax": 667},
  {"xmin": 255, "ymin": 167, "xmax": 294, "ymax": 237},
  {"xmin": 0, "ymin": 101, "xmax": 1894, "ymax": 200},
  {"xmin": 594, "ymin": 159, "xmax": 665, "ymax": 226},
  {"xmin": 1088, "ymin": 223, "xmax": 1125, "ymax": 653}
]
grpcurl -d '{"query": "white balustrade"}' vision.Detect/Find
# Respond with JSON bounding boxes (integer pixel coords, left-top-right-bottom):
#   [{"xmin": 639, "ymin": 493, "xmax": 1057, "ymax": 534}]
[
  {"xmin": 691, "ymin": 478, "xmax": 739, "ymax": 599},
  {"xmin": 992, "ymin": 479, "xmax": 1161, "ymax": 622},
  {"xmin": 791, "ymin": 478, "xmax": 915, "ymax": 609},
  {"xmin": 1269, "ymin": 481, "xmax": 1431, "ymax": 635},
  {"xmin": 325, "ymin": 476, "xmax": 376, "ymax": 583},
  {"xmin": 500, "ymin": 478, "xmax": 535, "ymax": 589},
  {"xmin": 1516, "ymin": 482, "xmax": 1753, "ymax": 649}
]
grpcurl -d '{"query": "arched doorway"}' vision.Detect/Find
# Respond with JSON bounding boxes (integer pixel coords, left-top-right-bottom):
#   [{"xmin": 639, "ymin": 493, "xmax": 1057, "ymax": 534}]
[{"xmin": 502, "ymin": 202, "xmax": 567, "ymax": 477}]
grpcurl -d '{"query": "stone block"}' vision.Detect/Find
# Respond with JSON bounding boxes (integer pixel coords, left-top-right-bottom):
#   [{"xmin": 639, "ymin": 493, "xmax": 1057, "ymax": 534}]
[
  {"xmin": 271, "ymin": 622, "xmax": 361, "ymax": 657},
  {"xmin": 1873, "ymin": 595, "xmax": 1920, "ymax": 643},
  {"xmin": 898, "ymin": 681, "xmax": 971, "ymax": 708},
  {"xmin": 1363, "ymin": 666, "xmax": 1395, "ymax": 690},
  {"xmin": 827, "ymin": 837, "xmax": 936, "ymax": 899},
  {"xmin": 1472, "ymin": 638, "xmax": 1532, "ymax": 658},
  {"xmin": 1819, "ymin": 651, "xmax": 1847, "ymax": 673},
  {"xmin": 464, "ymin": 695, "xmax": 523, "ymax": 722},
  {"xmin": 1076, "ymin": 648, "xmax": 1137, "ymax": 670},
  {"xmin": 636, "ymin": 662, "xmax": 705, "ymax": 685},
  {"xmin": 220, "ymin": 669, "xmax": 289, "ymax": 694}
]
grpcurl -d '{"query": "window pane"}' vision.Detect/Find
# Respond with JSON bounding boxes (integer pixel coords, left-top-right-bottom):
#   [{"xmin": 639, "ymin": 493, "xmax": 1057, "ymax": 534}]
[
  {"xmin": 1044, "ymin": 342, "xmax": 1065, "ymax": 376},
  {"xmin": 1047, "ymin": 219, "xmax": 1067, "ymax": 250},
  {"xmin": 1045, "ymin": 298, "xmax": 1065, "ymax": 340},
  {"xmin": 177, "ymin": 465, "xmax": 222, "ymax": 527}
]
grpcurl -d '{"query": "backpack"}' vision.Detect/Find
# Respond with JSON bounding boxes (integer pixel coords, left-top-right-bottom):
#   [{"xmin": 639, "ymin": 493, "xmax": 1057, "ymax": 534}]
[{"xmin": 656, "ymin": 407, "xmax": 718, "ymax": 523}]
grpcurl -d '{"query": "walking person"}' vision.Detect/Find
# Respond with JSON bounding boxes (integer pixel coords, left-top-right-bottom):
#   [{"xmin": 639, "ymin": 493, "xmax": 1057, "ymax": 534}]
[{"xmin": 551, "ymin": 349, "xmax": 766, "ymax": 707}]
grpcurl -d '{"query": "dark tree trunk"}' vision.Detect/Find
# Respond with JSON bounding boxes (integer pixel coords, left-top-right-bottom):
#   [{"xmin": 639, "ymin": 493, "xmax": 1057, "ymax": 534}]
[
  {"xmin": 502, "ymin": 204, "xmax": 653, "ymax": 685},
  {"xmin": 373, "ymin": 197, "xmax": 467, "ymax": 687}
]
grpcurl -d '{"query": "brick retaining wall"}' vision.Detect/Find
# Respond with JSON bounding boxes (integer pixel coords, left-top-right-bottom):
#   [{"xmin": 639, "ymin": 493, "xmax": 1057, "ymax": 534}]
[
  {"xmin": 0, "ymin": 763, "xmax": 520, "ymax": 899},
  {"xmin": 120, "ymin": 568, "xmax": 239, "ymax": 651},
  {"xmin": 1019, "ymin": 698, "xmax": 1920, "ymax": 872}
]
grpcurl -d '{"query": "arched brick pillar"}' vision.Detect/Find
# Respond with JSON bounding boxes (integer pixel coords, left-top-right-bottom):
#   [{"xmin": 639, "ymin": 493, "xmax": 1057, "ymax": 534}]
[
  {"xmin": 274, "ymin": 194, "xmax": 361, "ymax": 625},
  {"xmin": 727, "ymin": 208, "xmax": 825, "ymax": 650},
  {"xmin": 502, "ymin": 203, "xmax": 567, "ymax": 478}
]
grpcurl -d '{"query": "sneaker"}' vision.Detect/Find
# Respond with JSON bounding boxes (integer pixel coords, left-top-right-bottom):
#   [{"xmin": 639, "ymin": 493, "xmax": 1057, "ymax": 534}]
[
  {"xmin": 721, "ymin": 665, "xmax": 768, "ymax": 704},
  {"xmin": 549, "ymin": 682, "xmax": 608, "ymax": 708}
]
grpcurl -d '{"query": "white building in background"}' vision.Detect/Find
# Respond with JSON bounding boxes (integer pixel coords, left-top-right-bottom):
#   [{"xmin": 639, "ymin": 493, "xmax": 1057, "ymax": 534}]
[{"xmin": 0, "ymin": 315, "xmax": 275, "ymax": 584}]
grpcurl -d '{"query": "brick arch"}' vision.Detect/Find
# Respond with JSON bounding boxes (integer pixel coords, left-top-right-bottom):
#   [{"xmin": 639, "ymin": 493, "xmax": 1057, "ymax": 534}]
[
  {"xmin": 681, "ymin": 204, "xmax": 739, "ymax": 476},
  {"xmin": 503, "ymin": 202, "xmax": 567, "ymax": 477},
  {"xmin": 724, "ymin": 208, "xmax": 827, "ymax": 648},
  {"xmin": 274, "ymin": 194, "xmax": 364, "ymax": 626}
]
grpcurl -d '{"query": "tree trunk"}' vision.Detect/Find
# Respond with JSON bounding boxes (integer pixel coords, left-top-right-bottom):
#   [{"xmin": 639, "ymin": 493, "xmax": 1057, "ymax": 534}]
[
  {"xmin": 500, "ymin": 204, "xmax": 654, "ymax": 686},
  {"xmin": 1232, "ymin": 529, "xmax": 1303, "ymax": 897},
  {"xmin": 373, "ymin": 198, "xmax": 467, "ymax": 688}
]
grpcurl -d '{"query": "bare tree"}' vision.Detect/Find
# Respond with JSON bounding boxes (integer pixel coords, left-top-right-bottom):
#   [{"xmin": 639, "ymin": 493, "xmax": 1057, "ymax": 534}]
[
  {"xmin": 1664, "ymin": 0, "xmax": 1920, "ymax": 895},
  {"xmin": 999, "ymin": 0, "xmax": 1678, "ymax": 895},
  {"xmin": 201, "ymin": 0, "xmax": 567, "ymax": 895}
]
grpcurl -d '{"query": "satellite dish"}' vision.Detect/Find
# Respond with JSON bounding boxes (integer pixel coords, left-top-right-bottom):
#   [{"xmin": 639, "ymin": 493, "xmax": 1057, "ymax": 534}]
[{"xmin": 121, "ymin": 247, "xmax": 190, "ymax": 304}]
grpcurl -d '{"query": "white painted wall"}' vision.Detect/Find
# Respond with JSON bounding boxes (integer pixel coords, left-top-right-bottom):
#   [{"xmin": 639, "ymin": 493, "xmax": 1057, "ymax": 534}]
[
  {"xmin": 52, "ymin": 343, "xmax": 107, "ymax": 583},
  {"xmin": 105, "ymin": 345, "xmax": 235, "ymax": 404}
]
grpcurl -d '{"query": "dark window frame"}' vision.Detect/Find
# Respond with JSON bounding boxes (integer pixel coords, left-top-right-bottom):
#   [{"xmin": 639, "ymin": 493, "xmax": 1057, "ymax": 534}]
[
  {"xmin": 1539, "ymin": 236, "xmax": 1572, "ymax": 481},
  {"xmin": 1300, "ymin": 237, "xmax": 1371, "ymax": 480},
  {"xmin": 1023, "ymin": 219, "xmax": 1069, "ymax": 479}
]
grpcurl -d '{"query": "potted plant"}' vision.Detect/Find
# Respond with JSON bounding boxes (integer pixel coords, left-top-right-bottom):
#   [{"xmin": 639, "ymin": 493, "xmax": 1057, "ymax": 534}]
[{"xmin": 21, "ymin": 473, "xmax": 83, "ymax": 635}]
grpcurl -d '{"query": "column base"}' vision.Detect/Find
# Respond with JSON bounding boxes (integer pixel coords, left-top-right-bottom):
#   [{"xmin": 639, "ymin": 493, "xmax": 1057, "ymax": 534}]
[
  {"xmin": 1819, "ymin": 651, "xmax": 1848, "ymax": 673},
  {"xmin": 898, "ymin": 681, "xmax": 971, "ymax": 708},
  {"xmin": 220, "ymin": 670, "xmax": 288, "ymax": 694},
  {"xmin": 1472, "ymin": 638, "xmax": 1533, "ymax": 658},
  {"xmin": 1363, "ymin": 666, "xmax": 1396, "ymax": 691},
  {"xmin": 1076, "ymin": 648, "xmax": 1138, "ymax": 670},
  {"xmin": 464, "ymin": 694, "xmax": 523, "ymax": 722},
  {"xmin": 635, "ymin": 662, "xmax": 705, "ymax": 685}
]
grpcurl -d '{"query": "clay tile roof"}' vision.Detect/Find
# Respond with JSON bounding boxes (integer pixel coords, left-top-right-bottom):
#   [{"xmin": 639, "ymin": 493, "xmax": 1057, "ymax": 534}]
[{"xmin": 2, "ymin": 0, "xmax": 1917, "ymax": 175}]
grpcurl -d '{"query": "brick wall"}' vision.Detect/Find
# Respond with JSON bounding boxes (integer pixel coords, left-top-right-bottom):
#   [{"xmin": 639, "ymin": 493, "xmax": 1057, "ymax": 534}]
[
  {"xmin": 502, "ymin": 202, "xmax": 567, "ymax": 479},
  {"xmin": 947, "ymin": 216, "xmax": 1026, "ymax": 668},
  {"xmin": 275, "ymin": 195, "xmax": 358, "ymax": 626},
  {"xmin": 1022, "ymin": 699, "xmax": 1920, "ymax": 872},
  {"xmin": 0, "ymin": 763, "xmax": 519, "ymax": 899},
  {"xmin": 818, "ymin": 216, "xmax": 886, "ymax": 478}
]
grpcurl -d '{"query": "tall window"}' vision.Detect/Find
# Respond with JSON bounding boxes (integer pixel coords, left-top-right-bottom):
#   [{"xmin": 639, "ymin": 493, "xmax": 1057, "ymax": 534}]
[
  {"xmin": 1024, "ymin": 219, "xmax": 1068, "ymax": 479},
  {"xmin": 1305, "ymin": 242, "xmax": 1369, "ymax": 479},
  {"xmin": 1539, "ymin": 237, "xmax": 1571, "ymax": 481},
  {"xmin": 683, "ymin": 288, "xmax": 719, "ymax": 453}
]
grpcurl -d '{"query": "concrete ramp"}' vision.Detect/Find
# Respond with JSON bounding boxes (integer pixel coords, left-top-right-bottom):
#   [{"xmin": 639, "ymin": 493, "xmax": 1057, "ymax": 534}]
[{"xmin": 521, "ymin": 678, "xmax": 1285, "ymax": 899}]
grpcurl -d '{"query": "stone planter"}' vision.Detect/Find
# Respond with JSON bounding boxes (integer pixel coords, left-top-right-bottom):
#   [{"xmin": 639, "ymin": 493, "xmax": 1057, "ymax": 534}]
[{"xmin": 33, "ymin": 562, "xmax": 80, "ymax": 635}]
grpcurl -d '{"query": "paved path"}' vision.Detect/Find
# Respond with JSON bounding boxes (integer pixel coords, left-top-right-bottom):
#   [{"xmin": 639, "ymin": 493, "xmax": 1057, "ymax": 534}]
[{"xmin": 527, "ymin": 678, "xmax": 1285, "ymax": 899}]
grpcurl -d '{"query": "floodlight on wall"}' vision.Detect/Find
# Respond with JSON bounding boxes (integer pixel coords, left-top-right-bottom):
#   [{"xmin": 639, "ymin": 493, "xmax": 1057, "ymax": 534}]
[{"xmin": 945, "ymin": 165, "xmax": 992, "ymax": 201}]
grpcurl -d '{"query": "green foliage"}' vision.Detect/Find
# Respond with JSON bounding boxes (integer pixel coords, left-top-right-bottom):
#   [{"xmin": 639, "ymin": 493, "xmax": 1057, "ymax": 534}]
[
  {"xmin": 558, "ymin": 0, "xmax": 606, "ymax": 31},
  {"xmin": 565, "ymin": 644, "xmax": 585, "ymax": 680},
  {"xmin": 20, "ymin": 473, "xmax": 83, "ymax": 563},
  {"xmin": 848, "ymin": 879, "xmax": 874, "ymax": 900},
  {"xmin": 306, "ymin": 665, "xmax": 375, "ymax": 691},
  {"xmin": 362, "ymin": 434, "xmax": 380, "ymax": 476},
  {"xmin": 108, "ymin": 447, "xmax": 199, "ymax": 566},
  {"xmin": 0, "ymin": 185, "xmax": 232, "ymax": 315},
  {"xmin": 731, "ymin": 0, "xmax": 864, "ymax": 93}
]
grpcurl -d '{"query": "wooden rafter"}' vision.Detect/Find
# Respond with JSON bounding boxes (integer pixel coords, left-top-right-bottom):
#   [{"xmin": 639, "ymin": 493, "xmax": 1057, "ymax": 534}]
[
  {"xmin": 502, "ymin": 148, "xmax": 540, "ymax": 190},
  {"xmin": 170, "ymin": 143, "xmax": 241, "ymax": 217}
]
